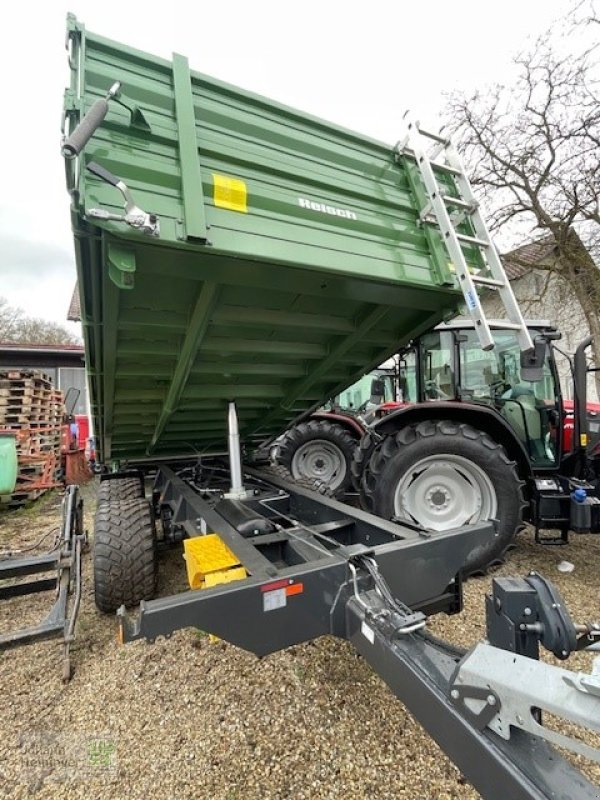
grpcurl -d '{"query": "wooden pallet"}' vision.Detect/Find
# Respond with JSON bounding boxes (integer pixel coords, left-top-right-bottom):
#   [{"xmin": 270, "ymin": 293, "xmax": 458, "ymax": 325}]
[
  {"xmin": 0, "ymin": 371, "xmax": 64, "ymax": 507},
  {"xmin": 0, "ymin": 369, "xmax": 53, "ymax": 386},
  {"xmin": 0, "ymin": 487, "xmax": 48, "ymax": 508}
]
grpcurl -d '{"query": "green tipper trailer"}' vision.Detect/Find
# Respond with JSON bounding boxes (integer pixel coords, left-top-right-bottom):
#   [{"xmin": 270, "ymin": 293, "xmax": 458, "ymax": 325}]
[
  {"xmin": 59, "ymin": 19, "xmax": 600, "ymax": 799},
  {"xmin": 62, "ymin": 13, "xmax": 487, "ymax": 463}
]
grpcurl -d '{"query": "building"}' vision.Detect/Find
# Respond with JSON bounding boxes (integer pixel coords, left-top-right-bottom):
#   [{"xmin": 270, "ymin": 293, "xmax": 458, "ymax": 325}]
[{"xmin": 0, "ymin": 342, "xmax": 89, "ymax": 415}]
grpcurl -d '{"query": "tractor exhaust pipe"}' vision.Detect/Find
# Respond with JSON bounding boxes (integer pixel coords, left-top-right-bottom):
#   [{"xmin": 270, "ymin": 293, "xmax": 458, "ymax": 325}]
[{"xmin": 573, "ymin": 335, "xmax": 593, "ymax": 472}]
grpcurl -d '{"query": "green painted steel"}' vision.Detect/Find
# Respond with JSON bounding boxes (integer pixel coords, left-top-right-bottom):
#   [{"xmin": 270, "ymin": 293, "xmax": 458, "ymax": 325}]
[{"xmin": 63, "ymin": 16, "xmax": 483, "ymax": 461}]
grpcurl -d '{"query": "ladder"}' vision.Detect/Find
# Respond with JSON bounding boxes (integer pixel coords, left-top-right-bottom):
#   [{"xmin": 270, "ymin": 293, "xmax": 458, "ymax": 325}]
[{"xmin": 397, "ymin": 114, "xmax": 534, "ymax": 355}]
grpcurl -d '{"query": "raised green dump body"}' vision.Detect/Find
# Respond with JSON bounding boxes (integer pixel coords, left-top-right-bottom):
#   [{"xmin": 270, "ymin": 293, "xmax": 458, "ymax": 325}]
[{"xmin": 63, "ymin": 16, "xmax": 478, "ymax": 462}]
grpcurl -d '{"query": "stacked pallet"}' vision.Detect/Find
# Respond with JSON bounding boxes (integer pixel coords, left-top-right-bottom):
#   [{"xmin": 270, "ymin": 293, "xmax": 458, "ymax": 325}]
[{"xmin": 0, "ymin": 370, "xmax": 63, "ymax": 507}]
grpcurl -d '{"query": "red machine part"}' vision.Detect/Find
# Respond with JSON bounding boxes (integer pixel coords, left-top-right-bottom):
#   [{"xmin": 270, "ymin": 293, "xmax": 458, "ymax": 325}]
[{"xmin": 562, "ymin": 400, "xmax": 600, "ymax": 453}]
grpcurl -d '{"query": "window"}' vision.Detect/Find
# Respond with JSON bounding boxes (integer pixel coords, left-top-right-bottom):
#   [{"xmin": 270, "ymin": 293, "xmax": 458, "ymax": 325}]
[
  {"xmin": 420, "ymin": 331, "xmax": 455, "ymax": 400},
  {"xmin": 335, "ymin": 370, "xmax": 395, "ymax": 413}
]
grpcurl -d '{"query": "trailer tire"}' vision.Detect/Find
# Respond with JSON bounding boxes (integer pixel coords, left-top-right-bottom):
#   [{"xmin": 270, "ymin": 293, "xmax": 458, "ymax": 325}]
[
  {"xmin": 360, "ymin": 420, "xmax": 525, "ymax": 576},
  {"xmin": 93, "ymin": 498, "xmax": 157, "ymax": 613},
  {"xmin": 276, "ymin": 420, "xmax": 357, "ymax": 495},
  {"xmin": 97, "ymin": 477, "xmax": 144, "ymax": 504}
]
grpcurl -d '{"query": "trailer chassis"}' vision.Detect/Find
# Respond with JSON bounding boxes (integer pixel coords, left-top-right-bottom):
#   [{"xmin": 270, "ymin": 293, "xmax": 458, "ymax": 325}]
[{"xmin": 117, "ymin": 462, "xmax": 600, "ymax": 799}]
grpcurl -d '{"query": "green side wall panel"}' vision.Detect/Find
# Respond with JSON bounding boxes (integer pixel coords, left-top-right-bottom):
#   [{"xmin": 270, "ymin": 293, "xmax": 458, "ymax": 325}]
[{"xmin": 63, "ymin": 17, "xmax": 475, "ymax": 461}]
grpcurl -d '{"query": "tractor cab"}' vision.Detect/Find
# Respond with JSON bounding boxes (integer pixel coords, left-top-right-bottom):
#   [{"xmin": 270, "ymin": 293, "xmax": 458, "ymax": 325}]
[{"xmin": 400, "ymin": 320, "xmax": 563, "ymax": 470}]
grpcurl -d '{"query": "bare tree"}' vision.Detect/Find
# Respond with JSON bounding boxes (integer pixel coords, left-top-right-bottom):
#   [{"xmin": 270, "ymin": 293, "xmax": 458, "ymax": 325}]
[
  {"xmin": 0, "ymin": 297, "xmax": 81, "ymax": 346},
  {"xmin": 0, "ymin": 298, "xmax": 22, "ymax": 341},
  {"xmin": 444, "ymin": 2, "xmax": 600, "ymax": 387}
]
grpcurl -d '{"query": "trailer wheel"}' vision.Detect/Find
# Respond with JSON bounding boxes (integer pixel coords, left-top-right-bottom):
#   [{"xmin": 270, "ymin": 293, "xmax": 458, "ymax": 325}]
[
  {"xmin": 276, "ymin": 420, "xmax": 357, "ymax": 494},
  {"xmin": 93, "ymin": 498, "xmax": 157, "ymax": 613},
  {"xmin": 97, "ymin": 477, "xmax": 143, "ymax": 504},
  {"xmin": 361, "ymin": 420, "xmax": 525, "ymax": 576}
]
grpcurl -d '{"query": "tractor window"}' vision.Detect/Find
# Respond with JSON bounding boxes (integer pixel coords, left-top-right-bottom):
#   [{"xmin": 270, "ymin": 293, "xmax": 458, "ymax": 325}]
[
  {"xmin": 420, "ymin": 331, "xmax": 456, "ymax": 400},
  {"xmin": 335, "ymin": 370, "xmax": 395, "ymax": 413},
  {"xmin": 458, "ymin": 330, "xmax": 559, "ymax": 466},
  {"xmin": 399, "ymin": 349, "xmax": 417, "ymax": 402}
]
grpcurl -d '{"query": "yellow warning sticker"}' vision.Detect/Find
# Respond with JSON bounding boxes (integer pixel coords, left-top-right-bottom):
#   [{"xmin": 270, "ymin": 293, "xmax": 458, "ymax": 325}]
[
  {"xmin": 213, "ymin": 173, "xmax": 247, "ymax": 213},
  {"xmin": 581, "ymin": 434, "xmax": 588, "ymax": 447}
]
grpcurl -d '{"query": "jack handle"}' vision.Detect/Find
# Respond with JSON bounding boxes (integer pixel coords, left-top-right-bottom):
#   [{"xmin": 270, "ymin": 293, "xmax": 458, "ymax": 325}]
[{"xmin": 62, "ymin": 82, "xmax": 121, "ymax": 159}]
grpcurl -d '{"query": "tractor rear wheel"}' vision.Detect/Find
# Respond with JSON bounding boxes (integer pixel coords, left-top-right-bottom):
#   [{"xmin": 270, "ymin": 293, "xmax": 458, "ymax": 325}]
[
  {"xmin": 93, "ymin": 498, "xmax": 157, "ymax": 613},
  {"xmin": 276, "ymin": 419, "xmax": 357, "ymax": 495},
  {"xmin": 360, "ymin": 420, "xmax": 524, "ymax": 576}
]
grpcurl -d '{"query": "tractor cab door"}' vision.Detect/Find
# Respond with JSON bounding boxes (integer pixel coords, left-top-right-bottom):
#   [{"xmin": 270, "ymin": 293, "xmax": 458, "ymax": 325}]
[{"xmin": 456, "ymin": 329, "xmax": 561, "ymax": 468}]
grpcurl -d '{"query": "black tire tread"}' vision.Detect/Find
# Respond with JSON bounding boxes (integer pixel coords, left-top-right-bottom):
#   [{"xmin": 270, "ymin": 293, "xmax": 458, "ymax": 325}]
[
  {"xmin": 276, "ymin": 419, "xmax": 358, "ymax": 495},
  {"xmin": 97, "ymin": 477, "xmax": 143, "ymax": 504},
  {"xmin": 93, "ymin": 498, "xmax": 157, "ymax": 613}
]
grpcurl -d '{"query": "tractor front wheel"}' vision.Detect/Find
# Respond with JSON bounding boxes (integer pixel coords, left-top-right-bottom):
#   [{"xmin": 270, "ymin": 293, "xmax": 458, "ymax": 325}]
[{"xmin": 276, "ymin": 419, "xmax": 357, "ymax": 495}]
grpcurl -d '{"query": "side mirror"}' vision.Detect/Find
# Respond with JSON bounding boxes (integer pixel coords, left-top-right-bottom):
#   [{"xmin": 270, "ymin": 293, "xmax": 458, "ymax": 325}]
[
  {"xmin": 63, "ymin": 386, "xmax": 80, "ymax": 417},
  {"xmin": 520, "ymin": 337, "xmax": 546, "ymax": 383},
  {"xmin": 370, "ymin": 377, "xmax": 386, "ymax": 402}
]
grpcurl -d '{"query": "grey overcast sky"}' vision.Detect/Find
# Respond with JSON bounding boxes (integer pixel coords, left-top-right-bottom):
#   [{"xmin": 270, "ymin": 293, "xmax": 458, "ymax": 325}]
[{"xmin": 0, "ymin": 0, "xmax": 572, "ymax": 332}]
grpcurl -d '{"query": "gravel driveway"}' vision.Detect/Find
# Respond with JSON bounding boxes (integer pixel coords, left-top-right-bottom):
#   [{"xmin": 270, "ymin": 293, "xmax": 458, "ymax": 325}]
[{"xmin": 0, "ymin": 483, "xmax": 598, "ymax": 800}]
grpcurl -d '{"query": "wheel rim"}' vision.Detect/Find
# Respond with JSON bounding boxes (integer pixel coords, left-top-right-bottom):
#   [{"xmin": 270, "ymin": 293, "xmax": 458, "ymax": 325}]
[
  {"xmin": 393, "ymin": 454, "xmax": 497, "ymax": 530},
  {"xmin": 291, "ymin": 439, "xmax": 347, "ymax": 491}
]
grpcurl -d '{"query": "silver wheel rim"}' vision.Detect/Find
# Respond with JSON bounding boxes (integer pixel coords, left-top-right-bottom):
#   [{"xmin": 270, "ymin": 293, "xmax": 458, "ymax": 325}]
[
  {"xmin": 291, "ymin": 439, "xmax": 347, "ymax": 491},
  {"xmin": 393, "ymin": 454, "xmax": 497, "ymax": 530}
]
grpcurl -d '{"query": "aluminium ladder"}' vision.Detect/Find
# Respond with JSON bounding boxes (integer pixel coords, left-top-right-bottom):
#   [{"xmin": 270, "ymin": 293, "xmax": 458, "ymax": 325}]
[{"xmin": 397, "ymin": 114, "xmax": 534, "ymax": 355}]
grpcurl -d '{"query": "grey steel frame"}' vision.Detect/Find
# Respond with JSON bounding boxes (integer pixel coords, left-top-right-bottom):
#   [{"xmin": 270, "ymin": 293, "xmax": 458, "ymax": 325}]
[
  {"xmin": 0, "ymin": 486, "xmax": 85, "ymax": 679},
  {"xmin": 117, "ymin": 464, "xmax": 600, "ymax": 799}
]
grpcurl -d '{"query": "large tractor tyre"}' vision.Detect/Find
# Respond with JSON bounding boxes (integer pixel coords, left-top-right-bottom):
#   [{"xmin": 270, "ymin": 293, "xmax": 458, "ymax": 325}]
[
  {"xmin": 276, "ymin": 420, "xmax": 358, "ymax": 495},
  {"xmin": 361, "ymin": 420, "xmax": 525, "ymax": 576},
  {"xmin": 93, "ymin": 498, "xmax": 157, "ymax": 613},
  {"xmin": 97, "ymin": 477, "xmax": 144, "ymax": 504},
  {"xmin": 264, "ymin": 462, "xmax": 334, "ymax": 496},
  {"xmin": 351, "ymin": 430, "xmax": 380, "ymax": 503}
]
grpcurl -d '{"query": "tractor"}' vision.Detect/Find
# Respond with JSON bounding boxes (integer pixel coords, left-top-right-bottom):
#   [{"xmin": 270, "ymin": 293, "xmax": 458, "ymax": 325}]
[{"xmin": 278, "ymin": 319, "xmax": 599, "ymax": 574}]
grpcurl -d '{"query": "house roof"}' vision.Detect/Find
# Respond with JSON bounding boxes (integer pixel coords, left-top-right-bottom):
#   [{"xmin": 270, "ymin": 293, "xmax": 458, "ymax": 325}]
[
  {"xmin": 0, "ymin": 342, "xmax": 85, "ymax": 354},
  {"xmin": 501, "ymin": 236, "xmax": 557, "ymax": 280},
  {"xmin": 67, "ymin": 284, "xmax": 81, "ymax": 322}
]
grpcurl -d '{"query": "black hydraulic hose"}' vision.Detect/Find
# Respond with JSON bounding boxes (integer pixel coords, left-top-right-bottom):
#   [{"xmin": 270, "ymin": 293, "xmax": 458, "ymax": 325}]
[{"xmin": 62, "ymin": 98, "xmax": 109, "ymax": 158}]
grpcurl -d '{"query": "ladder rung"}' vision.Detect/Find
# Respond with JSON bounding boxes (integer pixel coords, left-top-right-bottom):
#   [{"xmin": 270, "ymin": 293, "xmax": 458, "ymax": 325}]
[
  {"xmin": 442, "ymin": 195, "xmax": 474, "ymax": 210},
  {"xmin": 415, "ymin": 125, "xmax": 448, "ymax": 145},
  {"xmin": 484, "ymin": 322, "xmax": 523, "ymax": 331},
  {"xmin": 454, "ymin": 232, "xmax": 490, "ymax": 248},
  {"xmin": 429, "ymin": 160, "xmax": 462, "ymax": 176},
  {"xmin": 471, "ymin": 275, "xmax": 505, "ymax": 289},
  {"xmin": 400, "ymin": 148, "xmax": 463, "ymax": 177}
]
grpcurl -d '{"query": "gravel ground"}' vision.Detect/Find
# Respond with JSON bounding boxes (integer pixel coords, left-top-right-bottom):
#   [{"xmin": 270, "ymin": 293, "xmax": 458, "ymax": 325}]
[{"xmin": 0, "ymin": 483, "xmax": 599, "ymax": 800}]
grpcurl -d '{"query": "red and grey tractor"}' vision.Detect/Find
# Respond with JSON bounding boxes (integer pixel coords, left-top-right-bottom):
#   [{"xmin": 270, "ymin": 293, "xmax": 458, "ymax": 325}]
[{"xmin": 276, "ymin": 320, "xmax": 600, "ymax": 574}]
